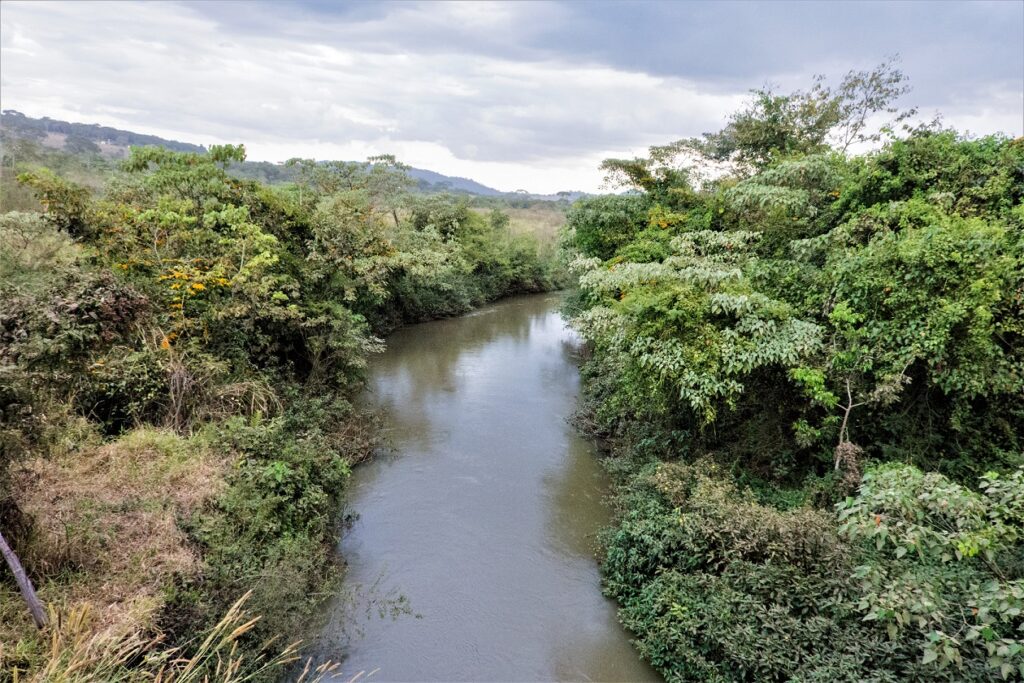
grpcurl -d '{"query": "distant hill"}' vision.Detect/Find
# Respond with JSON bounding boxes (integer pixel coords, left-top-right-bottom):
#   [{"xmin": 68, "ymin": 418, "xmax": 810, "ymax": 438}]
[
  {"xmin": 404, "ymin": 167, "xmax": 503, "ymax": 196},
  {"xmin": 223, "ymin": 159, "xmax": 511, "ymax": 197},
  {"xmin": 1, "ymin": 110, "xmax": 587, "ymax": 201},
  {"xmin": 1, "ymin": 109, "xmax": 206, "ymax": 155}
]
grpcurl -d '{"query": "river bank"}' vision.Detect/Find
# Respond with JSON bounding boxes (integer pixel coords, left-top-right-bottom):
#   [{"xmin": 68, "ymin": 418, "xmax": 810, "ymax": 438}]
[{"xmin": 0, "ymin": 146, "xmax": 564, "ymax": 680}]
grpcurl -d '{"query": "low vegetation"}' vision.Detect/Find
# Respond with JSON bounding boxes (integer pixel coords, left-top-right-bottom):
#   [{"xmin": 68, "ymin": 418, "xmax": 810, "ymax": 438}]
[
  {"xmin": 0, "ymin": 143, "xmax": 560, "ymax": 679},
  {"xmin": 563, "ymin": 61, "xmax": 1024, "ymax": 681}
]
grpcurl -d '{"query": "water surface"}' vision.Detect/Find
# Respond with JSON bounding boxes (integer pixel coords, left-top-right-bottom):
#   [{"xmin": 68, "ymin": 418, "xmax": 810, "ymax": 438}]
[{"xmin": 312, "ymin": 293, "xmax": 658, "ymax": 682}]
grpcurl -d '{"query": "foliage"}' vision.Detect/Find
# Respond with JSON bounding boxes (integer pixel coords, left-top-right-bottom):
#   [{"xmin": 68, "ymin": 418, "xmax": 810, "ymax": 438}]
[
  {"xmin": 603, "ymin": 461, "xmax": 1022, "ymax": 681},
  {"xmin": 688, "ymin": 57, "xmax": 914, "ymax": 171},
  {"xmin": 1, "ymin": 140, "xmax": 559, "ymax": 679},
  {"xmin": 604, "ymin": 461, "xmax": 887, "ymax": 682},
  {"xmin": 837, "ymin": 465, "xmax": 1024, "ymax": 677},
  {"xmin": 564, "ymin": 194, "xmax": 649, "ymax": 261},
  {"xmin": 176, "ymin": 406, "xmax": 363, "ymax": 649},
  {"xmin": 572, "ymin": 230, "xmax": 821, "ymax": 423},
  {"xmin": 564, "ymin": 65, "xmax": 1024, "ymax": 680},
  {"xmin": 14, "ymin": 169, "xmax": 91, "ymax": 237}
]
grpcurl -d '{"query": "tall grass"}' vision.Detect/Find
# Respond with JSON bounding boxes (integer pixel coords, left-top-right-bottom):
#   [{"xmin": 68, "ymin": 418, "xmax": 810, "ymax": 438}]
[{"xmin": 13, "ymin": 592, "xmax": 360, "ymax": 683}]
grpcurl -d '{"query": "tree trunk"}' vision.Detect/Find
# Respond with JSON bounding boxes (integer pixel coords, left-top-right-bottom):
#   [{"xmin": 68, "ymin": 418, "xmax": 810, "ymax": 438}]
[{"xmin": 0, "ymin": 529, "xmax": 47, "ymax": 628}]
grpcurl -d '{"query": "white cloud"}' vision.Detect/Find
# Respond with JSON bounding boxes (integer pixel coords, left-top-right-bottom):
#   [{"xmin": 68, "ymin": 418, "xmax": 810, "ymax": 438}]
[{"xmin": 1, "ymin": 1, "xmax": 1020, "ymax": 193}]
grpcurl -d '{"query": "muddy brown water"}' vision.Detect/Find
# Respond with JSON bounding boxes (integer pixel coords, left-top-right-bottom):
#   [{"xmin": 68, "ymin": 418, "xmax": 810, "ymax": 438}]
[{"xmin": 309, "ymin": 293, "xmax": 659, "ymax": 682}]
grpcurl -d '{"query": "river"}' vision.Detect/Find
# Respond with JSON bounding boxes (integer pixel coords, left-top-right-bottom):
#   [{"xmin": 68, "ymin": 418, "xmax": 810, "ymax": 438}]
[{"xmin": 309, "ymin": 293, "xmax": 659, "ymax": 682}]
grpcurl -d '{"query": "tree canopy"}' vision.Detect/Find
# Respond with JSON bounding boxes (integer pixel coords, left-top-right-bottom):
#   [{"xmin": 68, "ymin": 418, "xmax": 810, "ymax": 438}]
[{"xmin": 564, "ymin": 64, "xmax": 1024, "ymax": 681}]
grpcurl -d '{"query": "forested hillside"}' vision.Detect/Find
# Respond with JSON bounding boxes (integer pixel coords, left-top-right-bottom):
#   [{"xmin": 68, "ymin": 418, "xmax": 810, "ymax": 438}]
[
  {"xmin": 1, "ymin": 111, "xmax": 588, "ymax": 201},
  {"xmin": 1, "ymin": 112, "xmax": 574, "ymax": 258},
  {"xmin": 1, "ymin": 110, "xmax": 206, "ymax": 154},
  {"xmin": 0, "ymin": 144, "xmax": 560, "ymax": 678},
  {"xmin": 563, "ymin": 64, "xmax": 1024, "ymax": 681}
]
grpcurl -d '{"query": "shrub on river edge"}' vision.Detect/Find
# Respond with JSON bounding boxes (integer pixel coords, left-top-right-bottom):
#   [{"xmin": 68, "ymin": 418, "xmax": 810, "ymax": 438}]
[
  {"xmin": 565, "ymin": 64, "xmax": 1024, "ymax": 681},
  {"xmin": 0, "ymin": 147, "xmax": 561, "ymax": 679}
]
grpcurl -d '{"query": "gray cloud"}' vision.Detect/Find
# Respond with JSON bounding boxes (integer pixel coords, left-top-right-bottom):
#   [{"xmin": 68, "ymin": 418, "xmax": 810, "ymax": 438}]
[{"xmin": 1, "ymin": 0, "xmax": 1020, "ymax": 192}]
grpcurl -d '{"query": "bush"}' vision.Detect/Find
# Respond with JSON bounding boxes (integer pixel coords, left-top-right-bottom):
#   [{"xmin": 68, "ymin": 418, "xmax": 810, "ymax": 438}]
[
  {"xmin": 170, "ymin": 398, "xmax": 377, "ymax": 652},
  {"xmin": 566, "ymin": 194, "xmax": 649, "ymax": 260},
  {"xmin": 603, "ymin": 461, "xmax": 1022, "ymax": 681}
]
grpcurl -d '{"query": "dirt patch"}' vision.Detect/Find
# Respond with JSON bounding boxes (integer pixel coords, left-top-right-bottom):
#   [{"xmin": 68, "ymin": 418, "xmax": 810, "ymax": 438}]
[{"xmin": 39, "ymin": 133, "xmax": 67, "ymax": 150}]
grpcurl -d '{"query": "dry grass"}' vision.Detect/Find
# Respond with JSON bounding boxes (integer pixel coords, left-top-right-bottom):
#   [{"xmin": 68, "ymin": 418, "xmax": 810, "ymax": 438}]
[
  {"xmin": 1, "ymin": 430, "xmax": 363, "ymax": 681},
  {"xmin": 7, "ymin": 591, "xmax": 354, "ymax": 683},
  {"xmin": 466, "ymin": 204, "xmax": 567, "ymax": 243},
  {"xmin": 505, "ymin": 205, "xmax": 566, "ymax": 242},
  {"xmin": 3, "ymin": 428, "xmax": 227, "ymax": 668}
]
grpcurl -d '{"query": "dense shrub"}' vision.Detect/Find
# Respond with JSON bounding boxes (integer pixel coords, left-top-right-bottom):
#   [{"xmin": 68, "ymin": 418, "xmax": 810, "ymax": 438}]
[
  {"xmin": 565, "ymin": 68, "xmax": 1024, "ymax": 681},
  {"xmin": 174, "ymin": 405, "xmax": 365, "ymax": 646},
  {"xmin": 603, "ymin": 462, "xmax": 1023, "ymax": 681},
  {"xmin": 565, "ymin": 194, "xmax": 649, "ymax": 261}
]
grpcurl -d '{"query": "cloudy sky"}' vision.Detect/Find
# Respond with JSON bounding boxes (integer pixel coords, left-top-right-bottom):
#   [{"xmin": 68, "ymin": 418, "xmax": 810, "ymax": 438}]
[{"xmin": 1, "ymin": 1, "xmax": 1021, "ymax": 193}]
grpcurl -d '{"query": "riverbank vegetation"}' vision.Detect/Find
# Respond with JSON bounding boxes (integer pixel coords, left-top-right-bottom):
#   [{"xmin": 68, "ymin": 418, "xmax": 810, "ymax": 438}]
[
  {"xmin": 563, "ymin": 62, "xmax": 1024, "ymax": 681},
  {"xmin": 0, "ymin": 113, "xmax": 576, "ymax": 240},
  {"xmin": 0, "ymin": 145, "xmax": 560, "ymax": 679}
]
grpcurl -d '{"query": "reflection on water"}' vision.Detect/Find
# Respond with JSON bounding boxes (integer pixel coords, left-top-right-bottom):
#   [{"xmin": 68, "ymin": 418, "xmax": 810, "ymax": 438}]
[{"xmin": 309, "ymin": 293, "xmax": 660, "ymax": 682}]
